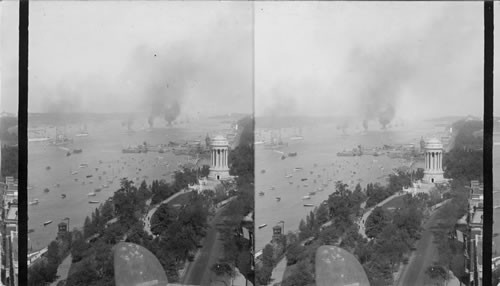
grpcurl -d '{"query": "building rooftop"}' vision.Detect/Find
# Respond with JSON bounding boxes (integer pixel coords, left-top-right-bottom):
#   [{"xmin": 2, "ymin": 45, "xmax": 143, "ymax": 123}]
[
  {"xmin": 7, "ymin": 205, "xmax": 17, "ymax": 221},
  {"xmin": 472, "ymin": 209, "xmax": 483, "ymax": 225}
]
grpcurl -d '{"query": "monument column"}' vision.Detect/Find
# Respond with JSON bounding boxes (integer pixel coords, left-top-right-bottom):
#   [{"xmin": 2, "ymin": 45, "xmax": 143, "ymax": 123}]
[{"xmin": 431, "ymin": 152, "xmax": 434, "ymax": 169}]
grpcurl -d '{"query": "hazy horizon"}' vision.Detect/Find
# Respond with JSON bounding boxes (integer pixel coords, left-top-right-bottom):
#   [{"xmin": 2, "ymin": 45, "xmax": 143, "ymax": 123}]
[
  {"xmin": 255, "ymin": 2, "xmax": 485, "ymax": 127},
  {"xmin": 26, "ymin": 1, "xmax": 253, "ymax": 121}
]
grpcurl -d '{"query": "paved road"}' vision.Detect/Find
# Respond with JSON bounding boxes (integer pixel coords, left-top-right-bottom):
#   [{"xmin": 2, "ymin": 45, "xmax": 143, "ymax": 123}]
[
  {"xmin": 181, "ymin": 203, "xmax": 230, "ymax": 286},
  {"xmin": 50, "ymin": 254, "xmax": 72, "ymax": 286},
  {"xmin": 270, "ymin": 256, "xmax": 288, "ymax": 285},
  {"xmin": 395, "ymin": 202, "xmax": 447, "ymax": 286}
]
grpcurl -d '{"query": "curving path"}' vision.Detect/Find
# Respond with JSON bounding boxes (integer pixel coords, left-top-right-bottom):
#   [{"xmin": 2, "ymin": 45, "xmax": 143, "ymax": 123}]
[
  {"xmin": 357, "ymin": 192, "xmax": 405, "ymax": 239},
  {"xmin": 142, "ymin": 189, "xmax": 189, "ymax": 237}
]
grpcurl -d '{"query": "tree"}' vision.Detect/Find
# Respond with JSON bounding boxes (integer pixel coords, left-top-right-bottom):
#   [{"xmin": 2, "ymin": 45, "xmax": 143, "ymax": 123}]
[
  {"xmin": 83, "ymin": 216, "xmax": 95, "ymax": 239},
  {"xmin": 262, "ymin": 244, "xmax": 274, "ymax": 268},
  {"xmin": 365, "ymin": 207, "xmax": 391, "ymax": 239},
  {"xmin": 100, "ymin": 200, "xmax": 114, "ymax": 222},
  {"xmin": 281, "ymin": 260, "xmax": 314, "ymax": 286},
  {"xmin": 46, "ymin": 241, "xmax": 60, "ymax": 265},
  {"xmin": 150, "ymin": 204, "xmax": 176, "ymax": 236},
  {"xmin": 255, "ymin": 264, "xmax": 272, "ymax": 286},
  {"xmin": 71, "ymin": 238, "xmax": 89, "ymax": 263},
  {"xmin": 425, "ymin": 265, "xmax": 449, "ymax": 285},
  {"xmin": 200, "ymin": 165, "xmax": 210, "ymax": 177},
  {"xmin": 286, "ymin": 242, "xmax": 304, "ymax": 266}
]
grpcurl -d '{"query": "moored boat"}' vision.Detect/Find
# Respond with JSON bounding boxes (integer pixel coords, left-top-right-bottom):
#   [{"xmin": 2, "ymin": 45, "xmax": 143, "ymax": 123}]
[
  {"xmin": 89, "ymin": 200, "xmax": 99, "ymax": 204},
  {"xmin": 43, "ymin": 220, "xmax": 53, "ymax": 226},
  {"xmin": 258, "ymin": 224, "xmax": 267, "ymax": 229}
]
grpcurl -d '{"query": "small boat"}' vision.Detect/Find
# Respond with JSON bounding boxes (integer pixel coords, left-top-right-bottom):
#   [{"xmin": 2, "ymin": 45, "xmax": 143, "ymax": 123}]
[
  {"xmin": 71, "ymin": 171, "xmax": 78, "ymax": 175},
  {"xmin": 79, "ymin": 163, "xmax": 88, "ymax": 168},
  {"xmin": 304, "ymin": 204, "xmax": 314, "ymax": 207},
  {"xmin": 258, "ymin": 224, "xmax": 267, "ymax": 229},
  {"xmin": 88, "ymin": 192, "xmax": 96, "ymax": 196},
  {"xmin": 302, "ymin": 195, "xmax": 311, "ymax": 200},
  {"xmin": 94, "ymin": 188, "xmax": 102, "ymax": 192},
  {"xmin": 281, "ymin": 155, "xmax": 286, "ymax": 160},
  {"xmin": 66, "ymin": 152, "xmax": 71, "ymax": 157},
  {"xmin": 294, "ymin": 167, "xmax": 303, "ymax": 171},
  {"xmin": 89, "ymin": 200, "xmax": 99, "ymax": 204},
  {"xmin": 29, "ymin": 199, "xmax": 39, "ymax": 205},
  {"xmin": 43, "ymin": 220, "xmax": 53, "ymax": 226},
  {"xmin": 86, "ymin": 175, "xmax": 93, "ymax": 178},
  {"xmin": 259, "ymin": 191, "xmax": 265, "ymax": 196},
  {"xmin": 43, "ymin": 188, "xmax": 50, "ymax": 193},
  {"xmin": 301, "ymin": 178, "xmax": 308, "ymax": 181},
  {"xmin": 276, "ymin": 197, "xmax": 281, "ymax": 201},
  {"xmin": 73, "ymin": 149, "xmax": 83, "ymax": 154},
  {"xmin": 309, "ymin": 191, "xmax": 316, "ymax": 196},
  {"xmin": 285, "ymin": 174, "xmax": 293, "ymax": 178},
  {"xmin": 288, "ymin": 152, "xmax": 297, "ymax": 157},
  {"xmin": 28, "ymin": 229, "xmax": 35, "ymax": 234},
  {"xmin": 61, "ymin": 194, "xmax": 66, "ymax": 198}
]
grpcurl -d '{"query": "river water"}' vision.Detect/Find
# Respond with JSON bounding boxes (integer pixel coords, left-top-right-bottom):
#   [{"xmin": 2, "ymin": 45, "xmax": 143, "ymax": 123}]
[
  {"xmin": 28, "ymin": 116, "xmax": 231, "ymax": 251},
  {"xmin": 255, "ymin": 120, "xmax": 444, "ymax": 251}
]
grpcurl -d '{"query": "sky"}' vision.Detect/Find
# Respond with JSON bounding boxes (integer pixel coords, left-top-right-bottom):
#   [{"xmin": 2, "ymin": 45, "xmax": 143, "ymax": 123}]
[
  {"xmin": 26, "ymin": 1, "xmax": 253, "ymax": 118},
  {"xmin": 1, "ymin": 1, "xmax": 20, "ymax": 114},
  {"xmin": 0, "ymin": 2, "xmax": 497, "ymax": 119},
  {"xmin": 255, "ymin": 2, "xmax": 485, "ymax": 122}
]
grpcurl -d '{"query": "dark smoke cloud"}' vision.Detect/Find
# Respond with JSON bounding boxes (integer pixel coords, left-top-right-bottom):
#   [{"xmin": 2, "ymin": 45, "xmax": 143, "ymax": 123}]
[
  {"xmin": 123, "ymin": 43, "xmax": 198, "ymax": 127},
  {"xmin": 348, "ymin": 44, "xmax": 414, "ymax": 130},
  {"xmin": 29, "ymin": 4, "xmax": 253, "ymax": 117}
]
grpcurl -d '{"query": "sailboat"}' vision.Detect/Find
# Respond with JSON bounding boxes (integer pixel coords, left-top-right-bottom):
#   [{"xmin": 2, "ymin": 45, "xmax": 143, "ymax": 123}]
[{"xmin": 75, "ymin": 124, "xmax": 89, "ymax": 137}]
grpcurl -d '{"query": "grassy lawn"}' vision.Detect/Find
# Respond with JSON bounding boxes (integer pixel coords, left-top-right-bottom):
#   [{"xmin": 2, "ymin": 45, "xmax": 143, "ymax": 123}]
[
  {"xmin": 381, "ymin": 195, "xmax": 406, "ymax": 210},
  {"xmin": 166, "ymin": 192, "xmax": 195, "ymax": 207}
]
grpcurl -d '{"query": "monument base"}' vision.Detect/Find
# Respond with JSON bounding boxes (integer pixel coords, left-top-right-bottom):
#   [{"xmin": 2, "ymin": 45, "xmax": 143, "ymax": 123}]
[
  {"xmin": 209, "ymin": 168, "xmax": 231, "ymax": 181},
  {"xmin": 423, "ymin": 171, "xmax": 445, "ymax": 184}
]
